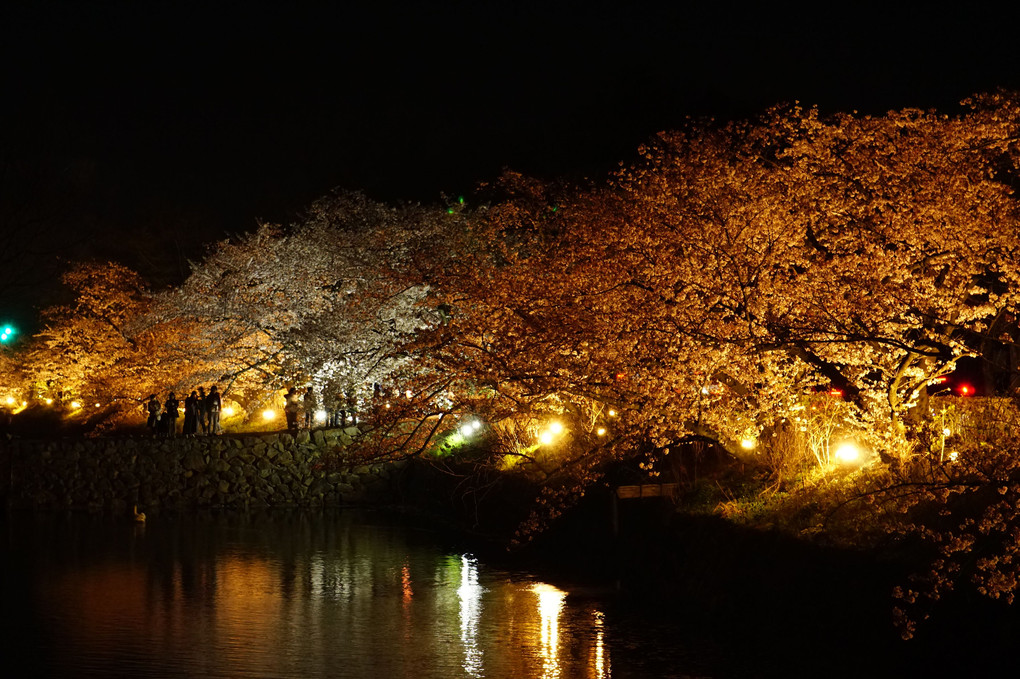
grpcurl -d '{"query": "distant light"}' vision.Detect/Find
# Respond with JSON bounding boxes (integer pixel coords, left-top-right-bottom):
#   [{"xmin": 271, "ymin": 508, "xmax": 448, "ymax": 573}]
[
  {"xmin": 959, "ymin": 384, "xmax": 972, "ymax": 396},
  {"xmin": 385, "ymin": 402, "xmax": 391, "ymax": 409},
  {"xmin": 405, "ymin": 389, "xmax": 413, "ymax": 399},
  {"xmin": 315, "ymin": 409, "xmax": 327, "ymax": 422},
  {"xmin": 597, "ymin": 427, "xmax": 607, "ymax": 436},
  {"xmin": 948, "ymin": 451, "xmax": 960, "ymax": 462},
  {"xmin": 549, "ymin": 421, "xmax": 564, "ymax": 435},
  {"xmin": 539, "ymin": 431, "xmax": 554, "ymax": 445},
  {"xmin": 471, "ymin": 420, "xmax": 481, "ymax": 432},
  {"xmin": 222, "ymin": 406, "xmax": 235, "ymax": 417},
  {"xmin": 5, "ymin": 396, "xmax": 14, "ymax": 405},
  {"xmin": 93, "ymin": 403, "xmax": 100, "ymax": 408},
  {"xmin": 834, "ymin": 442, "xmax": 860, "ymax": 463},
  {"xmin": 262, "ymin": 409, "xmax": 276, "ymax": 421},
  {"xmin": 942, "ymin": 427, "xmax": 952, "ymax": 437},
  {"xmin": 608, "ymin": 409, "xmax": 617, "ymax": 417},
  {"xmin": 70, "ymin": 401, "xmax": 81, "ymax": 409},
  {"xmin": 829, "ymin": 389, "xmax": 843, "ymax": 397},
  {"xmin": 740, "ymin": 438, "xmax": 756, "ymax": 450},
  {"xmin": 460, "ymin": 422, "xmax": 473, "ymax": 437},
  {"xmin": 701, "ymin": 386, "xmax": 710, "ymax": 395},
  {"xmin": 45, "ymin": 398, "xmax": 53, "ymax": 405}
]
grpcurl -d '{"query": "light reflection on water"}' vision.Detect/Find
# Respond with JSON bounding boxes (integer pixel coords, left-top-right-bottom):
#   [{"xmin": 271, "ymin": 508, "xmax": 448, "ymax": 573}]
[{"xmin": 4, "ymin": 511, "xmax": 629, "ymax": 678}]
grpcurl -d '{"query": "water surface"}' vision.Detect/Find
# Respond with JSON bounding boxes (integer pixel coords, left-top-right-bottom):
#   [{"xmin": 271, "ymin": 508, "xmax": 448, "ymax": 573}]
[{"xmin": 3, "ymin": 510, "xmax": 714, "ymax": 678}]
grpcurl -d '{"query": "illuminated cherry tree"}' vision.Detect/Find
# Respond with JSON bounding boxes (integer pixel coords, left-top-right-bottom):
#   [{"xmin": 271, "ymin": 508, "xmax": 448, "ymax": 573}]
[
  {"xmin": 160, "ymin": 191, "xmax": 452, "ymax": 415},
  {"xmin": 20, "ymin": 261, "xmax": 198, "ymax": 416}
]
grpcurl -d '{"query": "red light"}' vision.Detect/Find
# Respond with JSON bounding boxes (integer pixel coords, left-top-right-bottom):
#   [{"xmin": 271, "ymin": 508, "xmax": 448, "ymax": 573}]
[
  {"xmin": 960, "ymin": 385, "xmax": 972, "ymax": 396},
  {"xmin": 614, "ymin": 372, "xmax": 626, "ymax": 380},
  {"xmin": 935, "ymin": 376, "xmax": 948, "ymax": 383},
  {"xmin": 829, "ymin": 389, "xmax": 842, "ymax": 397}
]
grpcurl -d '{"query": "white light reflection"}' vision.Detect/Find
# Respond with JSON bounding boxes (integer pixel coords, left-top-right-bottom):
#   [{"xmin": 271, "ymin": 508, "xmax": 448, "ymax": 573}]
[
  {"xmin": 458, "ymin": 555, "xmax": 483, "ymax": 678},
  {"xmin": 533, "ymin": 582, "xmax": 566, "ymax": 678}
]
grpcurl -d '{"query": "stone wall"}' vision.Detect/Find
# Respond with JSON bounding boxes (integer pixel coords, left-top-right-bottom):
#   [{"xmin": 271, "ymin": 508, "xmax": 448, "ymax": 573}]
[{"xmin": 1, "ymin": 427, "xmax": 409, "ymax": 512}]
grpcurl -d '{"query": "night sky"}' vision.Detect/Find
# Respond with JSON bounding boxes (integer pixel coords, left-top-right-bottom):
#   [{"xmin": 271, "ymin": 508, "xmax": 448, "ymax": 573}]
[{"xmin": 2, "ymin": 1, "xmax": 1020, "ymax": 328}]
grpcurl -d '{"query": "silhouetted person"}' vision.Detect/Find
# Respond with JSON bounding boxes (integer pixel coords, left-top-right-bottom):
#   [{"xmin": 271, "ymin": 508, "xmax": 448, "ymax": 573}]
[
  {"xmin": 206, "ymin": 385, "xmax": 222, "ymax": 434},
  {"xmin": 197, "ymin": 386, "xmax": 210, "ymax": 434},
  {"xmin": 284, "ymin": 387, "xmax": 300, "ymax": 431},
  {"xmin": 303, "ymin": 386, "xmax": 317, "ymax": 428},
  {"xmin": 145, "ymin": 394, "xmax": 160, "ymax": 432},
  {"xmin": 183, "ymin": 391, "xmax": 199, "ymax": 435},
  {"xmin": 164, "ymin": 392, "xmax": 179, "ymax": 438}
]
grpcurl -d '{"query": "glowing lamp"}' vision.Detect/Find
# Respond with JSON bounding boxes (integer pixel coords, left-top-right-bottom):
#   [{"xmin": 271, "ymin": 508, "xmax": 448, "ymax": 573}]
[
  {"xmin": 608, "ymin": 409, "xmax": 617, "ymax": 417},
  {"xmin": 70, "ymin": 401, "xmax": 81, "ymax": 409},
  {"xmin": 959, "ymin": 385, "xmax": 972, "ymax": 396},
  {"xmin": 262, "ymin": 409, "xmax": 276, "ymax": 421},
  {"xmin": 222, "ymin": 406, "xmax": 235, "ymax": 417},
  {"xmin": 597, "ymin": 427, "xmax": 607, "ymax": 436},
  {"xmin": 948, "ymin": 451, "xmax": 960, "ymax": 462},
  {"xmin": 539, "ymin": 431, "xmax": 554, "ymax": 445},
  {"xmin": 740, "ymin": 438, "xmax": 756, "ymax": 450},
  {"xmin": 93, "ymin": 403, "xmax": 100, "ymax": 408},
  {"xmin": 45, "ymin": 398, "xmax": 53, "ymax": 405},
  {"xmin": 829, "ymin": 389, "xmax": 843, "ymax": 397},
  {"xmin": 460, "ymin": 423, "xmax": 473, "ymax": 436},
  {"xmin": 5, "ymin": 396, "xmax": 14, "ymax": 405},
  {"xmin": 834, "ymin": 442, "xmax": 860, "ymax": 463},
  {"xmin": 549, "ymin": 421, "xmax": 564, "ymax": 435},
  {"xmin": 942, "ymin": 427, "xmax": 951, "ymax": 437}
]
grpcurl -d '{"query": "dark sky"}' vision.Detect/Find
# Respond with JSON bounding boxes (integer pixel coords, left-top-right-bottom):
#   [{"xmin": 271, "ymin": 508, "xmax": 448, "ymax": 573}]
[{"xmin": 2, "ymin": 1, "xmax": 1020, "ymax": 327}]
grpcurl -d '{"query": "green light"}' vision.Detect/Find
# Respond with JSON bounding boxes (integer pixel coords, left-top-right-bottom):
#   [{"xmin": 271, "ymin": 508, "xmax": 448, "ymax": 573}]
[
  {"xmin": 447, "ymin": 208, "xmax": 455, "ymax": 214},
  {"xmin": 458, "ymin": 196, "xmax": 464, "ymax": 204}
]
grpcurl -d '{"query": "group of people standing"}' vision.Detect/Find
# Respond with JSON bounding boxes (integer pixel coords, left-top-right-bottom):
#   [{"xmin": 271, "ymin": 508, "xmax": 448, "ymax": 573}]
[
  {"xmin": 145, "ymin": 385, "xmax": 222, "ymax": 437},
  {"xmin": 282, "ymin": 386, "xmax": 358, "ymax": 431}
]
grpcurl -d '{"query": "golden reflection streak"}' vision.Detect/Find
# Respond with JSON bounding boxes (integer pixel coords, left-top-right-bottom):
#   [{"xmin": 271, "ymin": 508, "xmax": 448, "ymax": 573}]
[
  {"xmin": 532, "ymin": 582, "xmax": 566, "ymax": 679},
  {"xmin": 458, "ymin": 555, "xmax": 483, "ymax": 677},
  {"xmin": 402, "ymin": 563, "xmax": 413, "ymax": 604},
  {"xmin": 593, "ymin": 610, "xmax": 610, "ymax": 678}
]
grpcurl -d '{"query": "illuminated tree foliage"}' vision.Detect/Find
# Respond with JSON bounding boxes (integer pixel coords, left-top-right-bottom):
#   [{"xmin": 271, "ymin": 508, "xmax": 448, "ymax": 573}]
[
  {"xmin": 404, "ymin": 94, "xmax": 1020, "ymax": 464},
  {"xmin": 155, "ymin": 191, "xmax": 453, "ymax": 414},
  {"xmin": 19, "ymin": 261, "xmax": 195, "ymax": 417}
]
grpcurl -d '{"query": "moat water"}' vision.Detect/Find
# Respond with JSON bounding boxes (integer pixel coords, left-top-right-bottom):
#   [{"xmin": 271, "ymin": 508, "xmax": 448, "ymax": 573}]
[
  {"xmin": 2, "ymin": 510, "xmax": 724, "ymax": 678},
  {"xmin": 5, "ymin": 508, "xmax": 1014, "ymax": 678}
]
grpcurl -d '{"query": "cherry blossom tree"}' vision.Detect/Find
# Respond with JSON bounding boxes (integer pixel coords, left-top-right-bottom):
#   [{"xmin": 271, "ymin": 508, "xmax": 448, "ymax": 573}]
[
  {"xmin": 374, "ymin": 94, "xmax": 1020, "ymax": 540},
  {"xmin": 159, "ymin": 191, "xmax": 454, "ymax": 416},
  {"xmin": 18, "ymin": 261, "xmax": 197, "ymax": 421}
]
